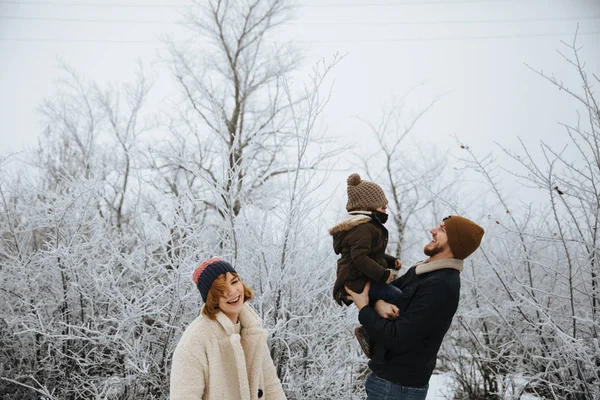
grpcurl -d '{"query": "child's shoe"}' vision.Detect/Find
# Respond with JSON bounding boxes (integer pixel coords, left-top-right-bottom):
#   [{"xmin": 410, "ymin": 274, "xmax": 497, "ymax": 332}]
[{"xmin": 354, "ymin": 326, "xmax": 372, "ymax": 358}]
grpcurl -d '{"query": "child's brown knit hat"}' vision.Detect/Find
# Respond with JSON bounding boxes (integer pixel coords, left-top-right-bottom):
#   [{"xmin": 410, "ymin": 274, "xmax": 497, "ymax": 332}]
[
  {"xmin": 443, "ymin": 216, "xmax": 484, "ymax": 260},
  {"xmin": 346, "ymin": 173, "xmax": 388, "ymax": 212}
]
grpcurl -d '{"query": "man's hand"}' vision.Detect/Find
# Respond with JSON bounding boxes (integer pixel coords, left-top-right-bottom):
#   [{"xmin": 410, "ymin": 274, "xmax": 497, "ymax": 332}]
[
  {"xmin": 345, "ymin": 282, "xmax": 370, "ymax": 310},
  {"xmin": 374, "ymin": 300, "xmax": 400, "ymax": 319},
  {"xmin": 394, "ymin": 259, "xmax": 402, "ymax": 270},
  {"xmin": 386, "ymin": 272, "xmax": 396, "ymax": 284}
]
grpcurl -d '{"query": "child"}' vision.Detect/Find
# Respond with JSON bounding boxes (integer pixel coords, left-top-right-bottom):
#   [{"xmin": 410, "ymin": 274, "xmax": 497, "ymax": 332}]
[{"xmin": 329, "ymin": 173, "xmax": 402, "ymax": 357}]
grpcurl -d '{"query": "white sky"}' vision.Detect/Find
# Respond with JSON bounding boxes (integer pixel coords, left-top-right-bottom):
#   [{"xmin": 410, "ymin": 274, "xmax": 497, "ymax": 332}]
[{"xmin": 1, "ymin": 0, "xmax": 599, "ymax": 170}]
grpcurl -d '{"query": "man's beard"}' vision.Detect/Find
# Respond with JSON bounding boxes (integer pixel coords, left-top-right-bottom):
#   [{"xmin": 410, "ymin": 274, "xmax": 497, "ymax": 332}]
[{"xmin": 424, "ymin": 243, "xmax": 441, "ymax": 257}]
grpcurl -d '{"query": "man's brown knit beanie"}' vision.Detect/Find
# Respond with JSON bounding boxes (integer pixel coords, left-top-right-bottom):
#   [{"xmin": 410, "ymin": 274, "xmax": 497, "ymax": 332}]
[
  {"xmin": 444, "ymin": 216, "xmax": 485, "ymax": 260},
  {"xmin": 346, "ymin": 173, "xmax": 388, "ymax": 212}
]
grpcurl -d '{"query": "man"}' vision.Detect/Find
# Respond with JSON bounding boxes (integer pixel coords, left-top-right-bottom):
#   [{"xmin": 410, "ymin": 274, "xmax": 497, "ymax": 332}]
[{"xmin": 346, "ymin": 215, "xmax": 484, "ymax": 400}]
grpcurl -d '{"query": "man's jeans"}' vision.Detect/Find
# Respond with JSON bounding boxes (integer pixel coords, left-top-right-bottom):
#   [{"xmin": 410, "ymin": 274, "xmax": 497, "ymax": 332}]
[{"xmin": 365, "ymin": 373, "xmax": 428, "ymax": 400}]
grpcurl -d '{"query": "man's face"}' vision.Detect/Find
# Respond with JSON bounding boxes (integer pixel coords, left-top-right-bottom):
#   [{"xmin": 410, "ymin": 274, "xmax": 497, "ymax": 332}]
[{"xmin": 424, "ymin": 221, "xmax": 450, "ymax": 257}]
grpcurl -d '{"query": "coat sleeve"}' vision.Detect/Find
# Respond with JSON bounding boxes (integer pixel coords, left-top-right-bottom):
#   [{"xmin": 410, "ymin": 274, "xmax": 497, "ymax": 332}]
[
  {"xmin": 358, "ymin": 277, "xmax": 455, "ymax": 353},
  {"xmin": 348, "ymin": 224, "xmax": 390, "ymax": 283},
  {"xmin": 262, "ymin": 341, "xmax": 286, "ymax": 399},
  {"xmin": 384, "ymin": 253, "xmax": 398, "ymax": 269},
  {"xmin": 170, "ymin": 336, "xmax": 208, "ymax": 400}
]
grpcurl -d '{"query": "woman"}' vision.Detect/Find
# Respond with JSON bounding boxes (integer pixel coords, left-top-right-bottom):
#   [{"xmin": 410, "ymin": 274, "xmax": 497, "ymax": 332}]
[{"xmin": 170, "ymin": 257, "xmax": 286, "ymax": 400}]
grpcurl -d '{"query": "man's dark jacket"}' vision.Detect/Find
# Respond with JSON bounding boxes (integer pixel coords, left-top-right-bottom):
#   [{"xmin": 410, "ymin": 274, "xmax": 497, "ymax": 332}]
[{"xmin": 358, "ymin": 259, "xmax": 463, "ymax": 388}]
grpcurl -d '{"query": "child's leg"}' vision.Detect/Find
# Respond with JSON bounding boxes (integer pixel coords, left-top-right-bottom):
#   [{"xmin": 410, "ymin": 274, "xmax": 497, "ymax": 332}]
[
  {"xmin": 356, "ymin": 282, "xmax": 403, "ymax": 359},
  {"xmin": 369, "ymin": 282, "xmax": 403, "ymax": 307}
]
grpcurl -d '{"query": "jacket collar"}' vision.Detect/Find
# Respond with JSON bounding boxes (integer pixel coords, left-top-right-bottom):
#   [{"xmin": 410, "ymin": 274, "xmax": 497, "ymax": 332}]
[
  {"xmin": 328, "ymin": 212, "xmax": 372, "ymax": 235},
  {"xmin": 414, "ymin": 258, "xmax": 463, "ymax": 275},
  {"xmin": 214, "ymin": 303, "xmax": 262, "ymax": 335}
]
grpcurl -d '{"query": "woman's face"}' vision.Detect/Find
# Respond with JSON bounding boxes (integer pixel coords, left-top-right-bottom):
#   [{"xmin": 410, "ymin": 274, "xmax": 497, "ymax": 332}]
[{"xmin": 218, "ymin": 272, "xmax": 245, "ymax": 322}]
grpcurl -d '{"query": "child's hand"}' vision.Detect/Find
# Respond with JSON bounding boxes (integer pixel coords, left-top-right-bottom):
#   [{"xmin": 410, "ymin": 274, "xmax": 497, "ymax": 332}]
[
  {"xmin": 386, "ymin": 272, "xmax": 396, "ymax": 283},
  {"xmin": 394, "ymin": 259, "xmax": 402, "ymax": 270}
]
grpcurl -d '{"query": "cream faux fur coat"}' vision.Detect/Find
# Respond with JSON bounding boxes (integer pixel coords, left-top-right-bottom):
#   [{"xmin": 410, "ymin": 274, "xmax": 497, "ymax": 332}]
[{"xmin": 170, "ymin": 303, "xmax": 286, "ymax": 400}]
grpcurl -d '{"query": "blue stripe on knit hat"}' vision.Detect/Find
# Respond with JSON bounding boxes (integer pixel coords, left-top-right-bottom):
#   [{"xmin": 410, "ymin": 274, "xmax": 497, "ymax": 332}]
[{"xmin": 195, "ymin": 259, "xmax": 236, "ymax": 302}]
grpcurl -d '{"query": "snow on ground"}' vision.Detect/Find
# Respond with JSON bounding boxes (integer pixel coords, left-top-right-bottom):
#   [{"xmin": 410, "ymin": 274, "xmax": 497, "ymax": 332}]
[
  {"xmin": 427, "ymin": 373, "xmax": 454, "ymax": 399},
  {"xmin": 426, "ymin": 373, "xmax": 544, "ymax": 400}
]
